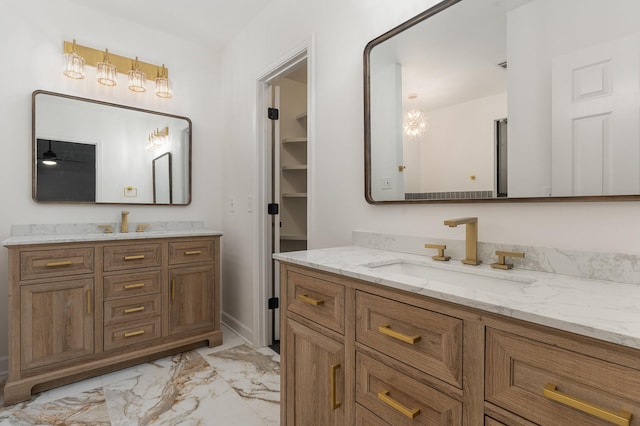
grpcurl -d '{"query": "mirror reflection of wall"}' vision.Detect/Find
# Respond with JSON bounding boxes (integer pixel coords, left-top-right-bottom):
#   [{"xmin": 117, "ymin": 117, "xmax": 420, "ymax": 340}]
[
  {"xmin": 33, "ymin": 91, "xmax": 191, "ymax": 205},
  {"xmin": 366, "ymin": 0, "xmax": 640, "ymax": 203}
]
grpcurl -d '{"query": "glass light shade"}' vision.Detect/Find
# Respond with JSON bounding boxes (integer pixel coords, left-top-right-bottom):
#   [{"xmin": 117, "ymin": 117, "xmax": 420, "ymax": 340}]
[
  {"xmin": 63, "ymin": 51, "xmax": 85, "ymax": 79},
  {"xmin": 128, "ymin": 69, "xmax": 146, "ymax": 92},
  {"xmin": 403, "ymin": 109, "xmax": 428, "ymax": 141},
  {"xmin": 155, "ymin": 65, "xmax": 172, "ymax": 98},
  {"xmin": 97, "ymin": 50, "xmax": 118, "ymax": 86}
]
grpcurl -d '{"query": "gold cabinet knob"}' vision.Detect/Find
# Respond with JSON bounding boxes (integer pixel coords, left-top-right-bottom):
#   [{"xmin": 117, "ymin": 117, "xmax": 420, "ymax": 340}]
[
  {"xmin": 491, "ymin": 250, "xmax": 525, "ymax": 270},
  {"xmin": 425, "ymin": 243, "xmax": 450, "ymax": 261}
]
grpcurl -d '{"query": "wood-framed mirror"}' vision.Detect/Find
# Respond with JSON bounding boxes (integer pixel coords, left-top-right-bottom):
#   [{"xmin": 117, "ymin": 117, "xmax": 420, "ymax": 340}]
[
  {"xmin": 364, "ymin": 0, "xmax": 640, "ymax": 203},
  {"xmin": 33, "ymin": 90, "xmax": 191, "ymax": 205}
]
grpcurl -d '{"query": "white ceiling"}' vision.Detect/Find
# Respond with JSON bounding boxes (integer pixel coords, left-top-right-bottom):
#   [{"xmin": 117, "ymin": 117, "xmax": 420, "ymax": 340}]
[{"xmin": 66, "ymin": 0, "xmax": 273, "ymax": 50}]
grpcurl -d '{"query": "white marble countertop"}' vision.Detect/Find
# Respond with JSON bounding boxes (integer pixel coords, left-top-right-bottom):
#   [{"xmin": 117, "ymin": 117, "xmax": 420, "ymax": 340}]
[{"xmin": 274, "ymin": 246, "xmax": 640, "ymax": 350}]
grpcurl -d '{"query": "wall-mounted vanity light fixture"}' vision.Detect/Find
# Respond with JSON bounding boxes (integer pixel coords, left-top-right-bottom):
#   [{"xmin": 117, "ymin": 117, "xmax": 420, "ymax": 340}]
[
  {"xmin": 63, "ymin": 40, "xmax": 171, "ymax": 98},
  {"xmin": 145, "ymin": 127, "xmax": 169, "ymax": 152}
]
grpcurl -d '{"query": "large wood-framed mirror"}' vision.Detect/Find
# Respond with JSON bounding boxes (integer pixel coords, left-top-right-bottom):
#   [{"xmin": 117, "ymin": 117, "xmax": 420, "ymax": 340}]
[
  {"xmin": 33, "ymin": 90, "xmax": 191, "ymax": 205},
  {"xmin": 364, "ymin": 0, "xmax": 640, "ymax": 203}
]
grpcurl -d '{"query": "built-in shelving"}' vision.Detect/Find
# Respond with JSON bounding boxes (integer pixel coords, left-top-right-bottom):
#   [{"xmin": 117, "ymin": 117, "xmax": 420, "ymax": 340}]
[
  {"xmin": 282, "ymin": 137, "xmax": 307, "ymax": 144},
  {"xmin": 282, "ymin": 192, "xmax": 307, "ymax": 198},
  {"xmin": 282, "ymin": 165, "xmax": 308, "ymax": 171},
  {"xmin": 280, "ymin": 234, "xmax": 307, "ymax": 241},
  {"xmin": 295, "ymin": 112, "xmax": 307, "ymax": 121}
]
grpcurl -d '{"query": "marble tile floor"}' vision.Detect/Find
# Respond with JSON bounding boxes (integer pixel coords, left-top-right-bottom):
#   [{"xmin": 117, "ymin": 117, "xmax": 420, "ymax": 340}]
[{"xmin": 0, "ymin": 326, "xmax": 280, "ymax": 425}]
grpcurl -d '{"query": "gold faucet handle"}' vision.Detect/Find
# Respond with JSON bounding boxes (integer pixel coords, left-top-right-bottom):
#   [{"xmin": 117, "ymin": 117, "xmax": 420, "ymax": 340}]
[
  {"xmin": 425, "ymin": 243, "xmax": 450, "ymax": 261},
  {"xmin": 491, "ymin": 250, "xmax": 525, "ymax": 270},
  {"xmin": 98, "ymin": 224, "xmax": 113, "ymax": 234},
  {"xmin": 136, "ymin": 224, "xmax": 150, "ymax": 233}
]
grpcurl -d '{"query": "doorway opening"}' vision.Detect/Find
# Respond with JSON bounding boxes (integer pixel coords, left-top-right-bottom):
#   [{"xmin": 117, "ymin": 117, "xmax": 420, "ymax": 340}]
[
  {"xmin": 495, "ymin": 118, "xmax": 508, "ymax": 198},
  {"xmin": 257, "ymin": 47, "xmax": 310, "ymax": 354}
]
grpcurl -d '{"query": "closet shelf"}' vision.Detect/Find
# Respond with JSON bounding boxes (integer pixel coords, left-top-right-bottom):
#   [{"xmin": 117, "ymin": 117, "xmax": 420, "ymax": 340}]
[
  {"xmin": 282, "ymin": 165, "xmax": 308, "ymax": 171},
  {"xmin": 282, "ymin": 192, "xmax": 307, "ymax": 198},
  {"xmin": 282, "ymin": 137, "xmax": 307, "ymax": 144},
  {"xmin": 280, "ymin": 234, "xmax": 307, "ymax": 241},
  {"xmin": 296, "ymin": 112, "xmax": 307, "ymax": 121}
]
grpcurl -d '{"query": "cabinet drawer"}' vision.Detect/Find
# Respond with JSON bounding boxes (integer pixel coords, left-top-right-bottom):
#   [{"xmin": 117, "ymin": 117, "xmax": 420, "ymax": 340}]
[
  {"xmin": 356, "ymin": 352, "xmax": 462, "ymax": 425},
  {"xmin": 103, "ymin": 243, "xmax": 162, "ymax": 271},
  {"xmin": 486, "ymin": 328, "xmax": 640, "ymax": 425},
  {"xmin": 356, "ymin": 291, "xmax": 462, "ymax": 388},
  {"xmin": 104, "ymin": 294, "xmax": 161, "ymax": 326},
  {"xmin": 104, "ymin": 316, "xmax": 161, "ymax": 351},
  {"xmin": 286, "ymin": 269, "xmax": 345, "ymax": 334},
  {"xmin": 168, "ymin": 240, "xmax": 215, "ymax": 265},
  {"xmin": 356, "ymin": 404, "xmax": 390, "ymax": 425},
  {"xmin": 20, "ymin": 247, "xmax": 94, "ymax": 281},
  {"xmin": 103, "ymin": 271, "xmax": 161, "ymax": 300}
]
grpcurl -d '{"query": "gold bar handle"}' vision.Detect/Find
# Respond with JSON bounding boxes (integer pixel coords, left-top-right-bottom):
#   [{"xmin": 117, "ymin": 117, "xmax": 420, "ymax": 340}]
[
  {"xmin": 543, "ymin": 384, "xmax": 632, "ymax": 426},
  {"xmin": 330, "ymin": 364, "xmax": 341, "ymax": 410},
  {"xmin": 46, "ymin": 260, "xmax": 73, "ymax": 267},
  {"xmin": 87, "ymin": 290, "xmax": 91, "ymax": 315},
  {"xmin": 377, "ymin": 390, "xmax": 421, "ymax": 419},
  {"xmin": 378, "ymin": 325, "xmax": 421, "ymax": 345},
  {"xmin": 124, "ymin": 283, "xmax": 145, "ymax": 290},
  {"xmin": 124, "ymin": 255, "xmax": 145, "ymax": 261},
  {"xmin": 123, "ymin": 330, "xmax": 145, "ymax": 338},
  {"xmin": 124, "ymin": 306, "xmax": 145, "ymax": 314},
  {"xmin": 184, "ymin": 250, "xmax": 202, "ymax": 255},
  {"xmin": 171, "ymin": 279, "xmax": 175, "ymax": 300},
  {"xmin": 298, "ymin": 294, "xmax": 324, "ymax": 306}
]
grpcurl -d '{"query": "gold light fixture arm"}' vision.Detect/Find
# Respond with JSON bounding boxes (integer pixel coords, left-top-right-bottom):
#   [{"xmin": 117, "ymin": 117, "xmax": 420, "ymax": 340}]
[{"xmin": 63, "ymin": 41, "xmax": 168, "ymax": 79}]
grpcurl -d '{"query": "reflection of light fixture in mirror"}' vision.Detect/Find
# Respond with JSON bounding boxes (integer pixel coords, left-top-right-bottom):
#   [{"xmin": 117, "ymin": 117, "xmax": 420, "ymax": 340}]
[
  {"xmin": 145, "ymin": 127, "xmax": 169, "ymax": 152},
  {"xmin": 403, "ymin": 93, "xmax": 428, "ymax": 142},
  {"xmin": 42, "ymin": 140, "xmax": 58, "ymax": 166},
  {"xmin": 63, "ymin": 39, "xmax": 85, "ymax": 79},
  {"xmin": 97, "ymin": 49, "xmax": 118, "ymax": 86},
  {"xmin": 128, "ymin": 57, "xmax": 146, "ymax": 92},
  {"xmin": 155, "ymin": 65, "xmax": 172, "ymax": 98}
]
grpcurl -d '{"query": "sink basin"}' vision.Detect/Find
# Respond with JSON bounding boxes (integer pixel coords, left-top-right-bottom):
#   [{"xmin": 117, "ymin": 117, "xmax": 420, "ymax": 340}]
[{"xmin": 363, "ymin": 259, "xmax": 536, "ymax": 285}]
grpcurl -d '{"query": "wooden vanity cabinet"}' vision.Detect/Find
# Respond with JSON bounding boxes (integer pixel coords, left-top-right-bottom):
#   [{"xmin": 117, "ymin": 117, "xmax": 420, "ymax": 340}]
[
  {"xmin": 4, "ymin": 235, "xmax": 221, "ymax": 405},
  {"xmin": 280, "ymin": 262, "xmax": 640, "ymax": 426}
]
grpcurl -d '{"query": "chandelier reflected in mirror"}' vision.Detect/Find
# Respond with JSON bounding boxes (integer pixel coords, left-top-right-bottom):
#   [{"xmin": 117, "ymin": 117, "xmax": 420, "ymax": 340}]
[{"xmin": 403, "ymin": 93, "xmax": 428, "ymax": 142}]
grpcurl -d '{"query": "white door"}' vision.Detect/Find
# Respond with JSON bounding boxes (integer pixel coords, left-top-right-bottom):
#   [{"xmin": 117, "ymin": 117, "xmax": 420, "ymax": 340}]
[{"xmin": 552, "ymin": 32, "xmax": 640, "ymax": 196}]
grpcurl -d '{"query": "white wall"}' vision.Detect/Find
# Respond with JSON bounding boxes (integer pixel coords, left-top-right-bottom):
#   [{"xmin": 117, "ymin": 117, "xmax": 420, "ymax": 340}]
[
  {"xmin": 0, "ymin": 0, "xmax": 223, "ymax": 368},
  {"xmin": 220, "ymin": 0, "xmax": 640, "ymax": 346}
]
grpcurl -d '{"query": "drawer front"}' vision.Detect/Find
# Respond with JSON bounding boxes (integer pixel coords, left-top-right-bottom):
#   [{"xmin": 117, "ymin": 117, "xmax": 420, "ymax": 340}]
[
  {"xmin": 104, "ymin": 316, "xmax": 161, "ymax": 351},
  {"xmin": 356, "ymin": 404, "xmax": 391, "ymax": 425},
  {"xmin": 168, "ymin": 240, "xmax": 215, "ymax": 265},
  {"xmin": 356, "ymin": 291, "xmax": 463, "ymax": 388},
  {"xmin": 485, "ymin": 417, "xmax": 507, "ymax": 426},
  {"xmin": 103, "ymin": 243, "xmax": 162, "ymax": 271},
  {"xmin": 20, "ymin": 247, "xmax": 94, "ymax": 280},
  {"xmin": 104, "ymin": 294, "xmax": 161, "ymax": 326},
  {"xmin": 103, "ymin": 271, "xmax": 161, "ymax": 300},
  {"xmin": 356, "ymin": 352, "xmax": 462, "ymax": 425},
  {"xmin": 486, "ymin": 328, "xmax": 640, "ymax": 425},
  {"xmin": 286, "ymin": 270, "xmax": 345, "ymax": 334}
]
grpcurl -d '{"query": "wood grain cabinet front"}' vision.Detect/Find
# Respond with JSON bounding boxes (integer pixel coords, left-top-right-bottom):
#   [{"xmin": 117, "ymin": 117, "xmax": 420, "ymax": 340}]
[{"xmin": 5, "ymin": 235, "xmax": 221, "ymax": 405}]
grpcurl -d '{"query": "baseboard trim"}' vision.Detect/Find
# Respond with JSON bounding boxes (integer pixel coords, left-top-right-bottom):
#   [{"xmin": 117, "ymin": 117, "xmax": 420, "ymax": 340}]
[{"xmin": 221, "ymin": 311, "xmax": 254, "ymax": 345}]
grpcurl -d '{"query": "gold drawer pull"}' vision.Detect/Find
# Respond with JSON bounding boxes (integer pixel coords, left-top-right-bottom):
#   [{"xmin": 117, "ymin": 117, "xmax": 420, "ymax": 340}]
[
  {"xmin": 377, "ymin": 390, "xmax": 421, "ymax": 419},
  {"xmin": 184, "ymin": 250, "xmax": 202, "ymax": 255},
  {"xmin": 378, "ymin": 325, "xmax": 421, "ymax": 345},
  {"xmin": 543, "ymin": 384, "xmax": 632, "ymax": 426},
  {"xmin": 330, "ymin": 364, "xmax": 341, "ymax": 410},
  {"xmin": 124, "ymin": 306, "xmax": 145, "ymax": 314},
  {"xmin": 124, "ymin": 255, "xmax": 145, "ymax": 261},
  {"xmin": 298, "ymin": 294, "xmax": 324, "ymax": 306},
  {"xmin": 123, "ymin": 330, "xmax": 145, "ymax": 338},
  {"xmin": 124, "ymin": 283, "xmax": 145, "ymax": 290},
  {"xmin": 171, "ymin": 279, "xmax": 176, "ymax": 300},
  {"xmin": 87, "ymin": 290, "xmax": 92, "ymax": 314},
  {"xmin": 46, "ymin": 260, "xmax": 73, "ymax": 267}
]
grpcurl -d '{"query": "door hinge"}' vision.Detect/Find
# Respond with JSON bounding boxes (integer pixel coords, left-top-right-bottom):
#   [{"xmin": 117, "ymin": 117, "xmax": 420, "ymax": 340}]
[
  {"xmin": 268, "ymin": 108, "xmax": 279, "ymax": 120},
  {"xmin": 268, "ymin": 203, "xmax": 279, "ymax": 215},
  {"xmin": 268, "ymin": 297, "xmax": 279, "ymax": 310}
]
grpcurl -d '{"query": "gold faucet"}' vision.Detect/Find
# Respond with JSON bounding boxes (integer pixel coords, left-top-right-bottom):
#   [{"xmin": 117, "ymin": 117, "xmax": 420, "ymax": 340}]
[
  {"xmin": 444, "ymin": 217, "xmax": 480, "ymax": 265},
  {"xmin": 121, "ymin": 211, "xmax": 130, "ymax": 233}
]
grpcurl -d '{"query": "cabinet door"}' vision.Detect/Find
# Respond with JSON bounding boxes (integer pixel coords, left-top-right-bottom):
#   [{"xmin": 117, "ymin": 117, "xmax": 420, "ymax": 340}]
[
  {"xmin": 21, "ymin": 278, "xmax": 94, "ymax": 370},
  {"xmin": 285, "ymin": 319, "xmax": 345, "ymax": 426},
  {"xmin": 168, "ymin": 265, "xmax": 215, "ymax": 335}
]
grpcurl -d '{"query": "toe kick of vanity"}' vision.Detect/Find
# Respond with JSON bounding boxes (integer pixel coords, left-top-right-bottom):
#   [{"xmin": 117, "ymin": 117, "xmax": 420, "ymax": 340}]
[{"xmin": 3, "ymin": 234, "xmax": 222, "ymax": 405}]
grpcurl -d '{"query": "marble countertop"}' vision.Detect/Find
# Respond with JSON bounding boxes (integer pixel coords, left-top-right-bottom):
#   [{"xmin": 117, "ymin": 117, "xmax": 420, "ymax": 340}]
[
  {"xmin": 274, "ymin": 246, "xmax": 640, "ymax": 350},
  {"xmin": 2, "ymin": 221, "xmax": 222, "ymax": 246}
]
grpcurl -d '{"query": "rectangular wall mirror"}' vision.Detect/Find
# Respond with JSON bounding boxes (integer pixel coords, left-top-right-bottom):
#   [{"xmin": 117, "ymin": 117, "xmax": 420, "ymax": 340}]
[
  {"xmin": 33, "ymin": 90, "xmax": 191, "ymax": 205},
  {"xmin": 364, "ymin": 0, "xmax": 640, "ymax": 203}
]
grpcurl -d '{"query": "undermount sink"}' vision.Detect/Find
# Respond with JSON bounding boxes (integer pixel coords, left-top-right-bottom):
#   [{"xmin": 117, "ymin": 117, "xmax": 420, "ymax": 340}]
[{"xmin": 363, "ymin": 259, "xmax": 536, "ymax": 285}]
